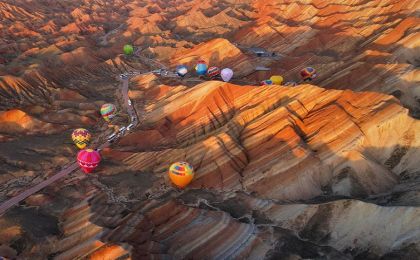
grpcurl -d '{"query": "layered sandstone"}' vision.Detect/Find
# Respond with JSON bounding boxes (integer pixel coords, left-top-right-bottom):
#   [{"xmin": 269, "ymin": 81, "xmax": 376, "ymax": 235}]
[
  {"xmin": 32, "ymin": 80, "xmax": 419, "ymax": 259},
  {"xmin": 0, "ymin": 0, "xmax": 419, "ymax": 259}
]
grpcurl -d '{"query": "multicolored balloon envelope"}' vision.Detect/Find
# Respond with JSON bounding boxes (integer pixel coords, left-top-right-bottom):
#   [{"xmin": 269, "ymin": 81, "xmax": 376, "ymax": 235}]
[
  {"xmin": 77, "ymin": 149, "xmax": 101, "ymax": 174},
  {"xmin": 261, "ymin": 79, "xmax": 273, "ymax": 85},
  {"xmin": 220, "ymin": 68, "xmax": 233, "ymax": 82},
  {"xmin": 71, "ymin": 128, "xmax": 91, "ymax": 149},
  {"xmin": 300, "ymin": 67, "xmax": 317, "ymax": 81},
  {"xmin": 207, "ymin": 66, "xmax": 220, "ymax": 78},
  {"xmin": 168, "ymin": 162, "xmax": 194, "ymax": 188},
  {"xmin": 176, "ymin": 65, "xmax": 188, "ymax": 77},
  {"xmin": 123, "ymin": 44, "xmax": 134, "ymax": 55},
  {"xmin": 195, "ymin": 63, "xmax": 208, "ymax": 76},
  {"xmin": 100, "ymin": 103, "xmax": 117, "ymax": 122},
  {"xmin": 270, "ymin": 75, "xmax": 284, "ymax": 85}
]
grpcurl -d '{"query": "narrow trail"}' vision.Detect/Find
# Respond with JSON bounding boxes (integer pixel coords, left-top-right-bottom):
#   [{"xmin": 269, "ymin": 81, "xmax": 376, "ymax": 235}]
[
  {"xmin": 0, "ymin": 51, "xmax": 180, "ymax": 216},
  {"xmin": 0, "ymin": 163, "xmax": 79, "ymax": 215},
  {"xmin": 0, "ymin": 70, "xmax": 148, "ymax": 216}
]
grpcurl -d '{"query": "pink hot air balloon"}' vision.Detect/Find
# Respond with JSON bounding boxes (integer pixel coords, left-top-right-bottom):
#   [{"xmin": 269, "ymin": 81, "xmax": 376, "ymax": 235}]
[
  {"xmin": 221, "ymin": 68, "xmax": 233, "ymax": 82},
  {"xmin": 77, "ymin": 149, "xmax": 101, "ymax": 174}
]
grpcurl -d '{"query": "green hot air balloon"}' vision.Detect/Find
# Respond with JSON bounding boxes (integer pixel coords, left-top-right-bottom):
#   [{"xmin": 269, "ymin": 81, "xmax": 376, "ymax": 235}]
[{"xmin": 123, "ymin": 44, "xmax": 134, "ymax": 55}]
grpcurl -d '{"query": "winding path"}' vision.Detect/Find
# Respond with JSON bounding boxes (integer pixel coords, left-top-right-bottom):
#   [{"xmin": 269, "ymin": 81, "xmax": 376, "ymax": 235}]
[{"xmin": 0, "ymin": 71, "xmax": 145, "ymax": 216}]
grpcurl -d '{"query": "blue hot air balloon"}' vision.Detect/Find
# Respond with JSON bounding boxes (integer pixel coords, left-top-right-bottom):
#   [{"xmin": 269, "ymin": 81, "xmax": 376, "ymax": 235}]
[{"xmin": 195, "ymin": 63, "xmax": 208, "ymax": 76}]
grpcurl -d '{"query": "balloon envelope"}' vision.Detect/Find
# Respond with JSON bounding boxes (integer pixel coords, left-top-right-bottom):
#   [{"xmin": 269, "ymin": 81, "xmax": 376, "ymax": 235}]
[
  {"xmin": 168, "ymin": 162, "xmax": 194, "ymax": 188},
  {"xmin": 100, "ymin": 103, "xmax": 117, "ymax": 122},
  {"xmin": 123, "ymin": 44, "xmax": 134, "ymax": 55},
  {"xmin": 261, "ymin": 79, "xmax": 273, "ymax": 85},
  {"xmin": 207, "ymin": 66, "xmax": 220, "ymax": 78},
  {"xmin": 195, "ymin": 63, "xmax": 208, "ymax": 76},
  {"xmin": 300, "ymin": 67, "xmax": 317, "ymax": 81},
  {"xmin": 72, "ymin": 128, "xmax": 91, "ymax": 149},
  {"xmin": 285, "ymin": 81, "xmax": 298, "ymax": 87},
  {"xmin": 77, "ymin": 149, "xmax": 101, "ymax": 173},
  {"xmin": 176, "ymin": 65, "xmax": 188, "ymax": 77},
  {"xmin": 270, "ymin": 75, "xmax": 284, "ymax": 85},
  {"xmin": 220, "ymin": 68, "xmax": 233, "ymax": 82}
]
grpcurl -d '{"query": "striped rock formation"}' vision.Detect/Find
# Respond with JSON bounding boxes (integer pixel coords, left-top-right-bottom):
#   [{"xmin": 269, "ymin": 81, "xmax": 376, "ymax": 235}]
[
  {"xmin": 0, "ymin": 0, "xmax": 418, "ymax": 180},
  {"xmin": 0, "ymin": 0, "xmax": 419, "ymax": 259},
  {"xmin": 33, "ymin": 81, "xmax": 420, "ymax": 259}
]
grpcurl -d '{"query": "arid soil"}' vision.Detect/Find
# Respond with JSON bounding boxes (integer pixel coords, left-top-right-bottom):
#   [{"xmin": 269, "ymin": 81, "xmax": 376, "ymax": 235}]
[{"xmin": 0, "ymin": 0, "xmax": 419, "ymax": 259}]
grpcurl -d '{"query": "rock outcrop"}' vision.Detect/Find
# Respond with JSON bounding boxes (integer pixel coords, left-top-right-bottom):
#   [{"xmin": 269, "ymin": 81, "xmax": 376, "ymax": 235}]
[
  {"xmin": 36, "ymin": 80, "xmax": 420, "ymax": 259},
  {"xmin": 0, "ymin": 0, "xmax": 419, "ymax": 259}
]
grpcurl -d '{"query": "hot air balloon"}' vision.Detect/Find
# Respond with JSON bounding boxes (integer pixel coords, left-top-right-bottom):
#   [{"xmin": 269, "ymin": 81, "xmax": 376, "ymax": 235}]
[
  {"xmin": 195, "ymin": 61, "xmax": 208, "ymax": 76},
  {"xmin": 176, "ymin": 65, "xmax": 188, "ymax": 77},
  {"xmin": 260, "ymin": 79, "xmax": 273, "ymax": 85},
  {"xmin": 207, "ymin": 66, "xmax": 220, "ymax": 78},
  {"xmin": 123, "ymin": 44, "xmax": 134, "ymax": 55},
  {"xmin": 300, "ymin": 67, "xmax": 317, "ymax": 81},
  {"xmin": 100, "ymin": 103, "xmax": 117, "ymax": 122},
  {"xmin": 270, "ymin": 75, "xmax": 284, "ymax": 85},
  {"xmin": 168, "ymin": 161, "xmax": 194, "ymax": 188},
  {"xmin": 285, "ymin": 81, "xmax": 298, "ymax": 87},
  {"xmin": 71, "ymin": 128, "xmax": 91, "ymax": 149},
  {"xmin": 77, "ymin": 149, "xmax": 101, "ymax": 174},
  {"xmin": 220, "ymin": 68, "xmax": 233, "ymax": 82}
]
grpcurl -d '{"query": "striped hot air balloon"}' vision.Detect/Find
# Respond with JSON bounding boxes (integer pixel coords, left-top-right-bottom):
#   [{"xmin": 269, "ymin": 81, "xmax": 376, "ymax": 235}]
[
  {"xmin": 100, "ymin": 103, "xmax": 117, "ymax": 122},
  {"xmin": 168, "ymin": 162, "xmax": 194, "ymax": 188},
  {"xmin": 300, "ymin": 67, "xmax": 317, "ymax": 81},
  {"xmin": 77, "ymin": 149, "xmax": 101, "ymax": 174},
  {"xmin": 207, "ymin": 66, "xmax": 220, "ymax": 78},
  {"xmin": 71, "ymin": 128, "xmax": 91, "ymax": 149}
]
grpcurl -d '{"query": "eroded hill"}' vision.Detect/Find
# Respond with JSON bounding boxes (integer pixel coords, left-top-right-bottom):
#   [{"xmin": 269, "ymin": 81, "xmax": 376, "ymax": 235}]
[{"xmin": 0, "ymin": 0, "xmax": 419, "ymax": 259}]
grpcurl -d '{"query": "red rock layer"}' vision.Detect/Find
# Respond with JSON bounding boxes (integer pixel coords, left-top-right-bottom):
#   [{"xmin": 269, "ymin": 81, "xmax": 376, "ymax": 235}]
[{"xmin": 43, "ymin": 80, "xmax": 420, "ymax": 259}]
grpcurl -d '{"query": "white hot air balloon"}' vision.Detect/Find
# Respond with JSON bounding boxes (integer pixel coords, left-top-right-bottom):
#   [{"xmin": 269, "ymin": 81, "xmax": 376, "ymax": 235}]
[
  {"xmin": 221, "ymin": 68, "xmax": 233, "ymax": 82},
  {"xmin": 176, "ymin": 65, "xmax": 188, "ymax": 77}
]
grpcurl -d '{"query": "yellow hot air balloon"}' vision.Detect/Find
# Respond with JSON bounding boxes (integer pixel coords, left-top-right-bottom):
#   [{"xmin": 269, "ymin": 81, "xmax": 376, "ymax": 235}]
[
  {"xmin": 270, "ymin": 75, "xmax": 284, "ymax": 85},
  {"xmin": 71, "ymin": 128, "xmax": 91, "ymax": 149},
  {"xmin": 168, "ymin": 162, "xmax": 194, "ymax": 188}
]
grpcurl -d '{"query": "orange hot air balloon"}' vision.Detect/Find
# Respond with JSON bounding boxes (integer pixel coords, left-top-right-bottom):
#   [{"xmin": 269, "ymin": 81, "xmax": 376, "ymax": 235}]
[{"xmin": 168, "ymin": 162, "xmax": 194, "ymax": 188}]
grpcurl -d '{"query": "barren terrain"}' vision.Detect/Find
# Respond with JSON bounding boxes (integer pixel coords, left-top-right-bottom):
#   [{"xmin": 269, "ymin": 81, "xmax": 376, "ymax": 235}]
[{"xmin": 0, "ymin": 0, "xmax": 419, "ymax": 259}]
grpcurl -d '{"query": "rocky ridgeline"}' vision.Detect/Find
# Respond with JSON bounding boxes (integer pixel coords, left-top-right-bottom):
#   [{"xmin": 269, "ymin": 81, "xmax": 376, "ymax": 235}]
[{"xmin": 0, "ymin": 0, "xmax": 419, "ymax": 259}]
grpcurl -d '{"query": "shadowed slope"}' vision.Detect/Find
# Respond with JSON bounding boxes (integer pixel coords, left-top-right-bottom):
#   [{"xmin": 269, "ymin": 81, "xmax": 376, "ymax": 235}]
[{"xmin": 33, "ymin": 81, "xmax": 420, "ymax": 259}]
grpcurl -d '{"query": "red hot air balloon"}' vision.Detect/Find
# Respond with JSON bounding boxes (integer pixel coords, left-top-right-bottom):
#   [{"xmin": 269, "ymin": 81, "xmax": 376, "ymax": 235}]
[
  {"xmin": 77, "ymin": 149, "xmax": 101, "ymax": 173},
  {"xmin": 300, "ymin": 67, "xmax": 317, "ymax": 81},
  {"xmin": 207, "ymin": 66, "xmax": 220, "ymax": 78}
]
